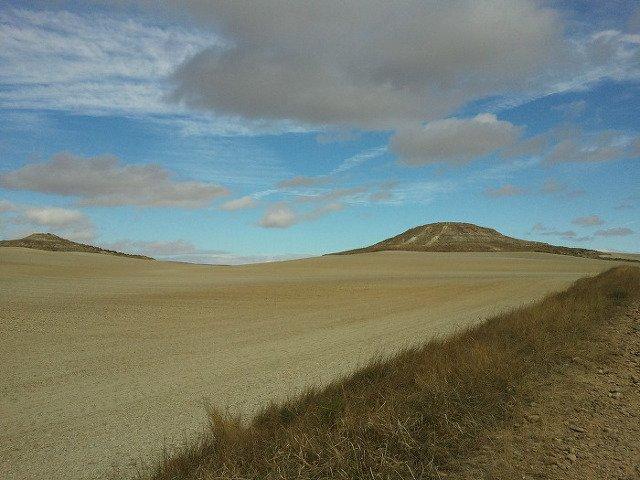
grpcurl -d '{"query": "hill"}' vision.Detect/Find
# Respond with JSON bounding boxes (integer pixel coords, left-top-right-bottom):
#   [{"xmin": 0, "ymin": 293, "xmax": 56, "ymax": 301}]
[
  {"xmin": 0, "ymin": 233, "xmax": 152, "ymax": 260},
  {"xmin": 335, "ymin": 221, "xmax": 604, "ymax": 258}
]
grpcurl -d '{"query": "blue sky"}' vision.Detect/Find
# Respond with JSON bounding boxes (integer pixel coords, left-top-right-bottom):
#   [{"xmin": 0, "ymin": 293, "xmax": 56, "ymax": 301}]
[{"xmin": 0, "ymin": 1, "xmax": 638, "ymax": 263}]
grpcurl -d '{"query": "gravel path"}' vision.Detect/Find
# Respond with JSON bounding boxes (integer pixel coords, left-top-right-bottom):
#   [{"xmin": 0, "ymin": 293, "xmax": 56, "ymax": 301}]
[{"xmin": 450, "ymin": 302, "xmax": 640, "ymax": 479}]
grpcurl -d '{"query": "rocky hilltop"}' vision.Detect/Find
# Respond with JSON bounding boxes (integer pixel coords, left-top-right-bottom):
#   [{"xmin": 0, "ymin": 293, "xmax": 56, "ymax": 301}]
[
  {"xmin": 0, "ymin": 233, "xmax": 153, "ymax": 260},
  {"xmin": 336, "ymin": 222, "xmax": 602, "ymax": 258}
]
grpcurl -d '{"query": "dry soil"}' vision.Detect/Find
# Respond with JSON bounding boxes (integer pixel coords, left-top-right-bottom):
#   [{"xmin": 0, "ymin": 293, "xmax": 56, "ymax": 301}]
[{"xmin": 0, "ymin": 248, "xmax": 620, "ymax": 479}]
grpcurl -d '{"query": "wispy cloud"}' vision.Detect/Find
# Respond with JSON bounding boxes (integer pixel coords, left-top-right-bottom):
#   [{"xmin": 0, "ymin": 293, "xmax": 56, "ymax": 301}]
[
  {"xmin": 332, "ymin": 146, "xmax": 387, "ymax": 174},
  {"xmin": 0, "ymin": 7, "xmax": 311, "ymax": 136},
  {"xmin": 219, "ymin": 196, "xmax": 257, "ymax": 211}
]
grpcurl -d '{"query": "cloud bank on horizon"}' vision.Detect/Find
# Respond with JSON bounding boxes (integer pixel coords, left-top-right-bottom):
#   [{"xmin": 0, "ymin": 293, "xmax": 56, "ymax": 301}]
[{"xmin": 0, "ymin": 0, "xmax": 638, "ymax": 262}]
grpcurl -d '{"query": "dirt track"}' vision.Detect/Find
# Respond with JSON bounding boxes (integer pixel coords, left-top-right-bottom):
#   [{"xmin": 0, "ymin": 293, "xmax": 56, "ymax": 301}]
[
  {"xmin": 451, "ymin": 303, "xmax": 640, "ymax": 479},
  {"xmin": 0, "ymin": 248, "xmax": 618, "ymax": 479}
]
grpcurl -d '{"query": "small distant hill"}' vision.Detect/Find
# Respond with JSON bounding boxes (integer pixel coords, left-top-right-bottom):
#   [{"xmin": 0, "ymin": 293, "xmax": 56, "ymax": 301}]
[
  {"xmin": 335, "ymin": 222, "xmax": 604, "ymax": 259},
  {"xmin": 0, "ymin": 233, "xmax": 153, "ymax": 260}
]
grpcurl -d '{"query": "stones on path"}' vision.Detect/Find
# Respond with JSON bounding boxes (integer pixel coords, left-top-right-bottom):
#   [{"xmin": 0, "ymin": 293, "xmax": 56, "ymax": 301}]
[{"xmin": 446, "ymin": 302, "xmax": 640, "ymax": 479}]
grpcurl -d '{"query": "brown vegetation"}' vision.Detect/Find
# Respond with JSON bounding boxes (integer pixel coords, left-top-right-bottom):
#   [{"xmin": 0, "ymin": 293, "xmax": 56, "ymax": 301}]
[
  {"xmin": 335, "ymin": 221, "xmax": 603, "ymax": 258},
  {"xmin": 0, "ymin": 232, "xmax": 152, "ymax": 259},
  {"xmin": 138, "ymin": 265, "xmax": 640, "ymax": 480}
]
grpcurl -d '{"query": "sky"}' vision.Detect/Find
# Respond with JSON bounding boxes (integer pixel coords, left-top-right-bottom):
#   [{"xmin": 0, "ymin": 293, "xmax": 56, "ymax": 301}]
[{"xmin": 0, "ymin": 0, "xmax": 638, "ymax": 263}]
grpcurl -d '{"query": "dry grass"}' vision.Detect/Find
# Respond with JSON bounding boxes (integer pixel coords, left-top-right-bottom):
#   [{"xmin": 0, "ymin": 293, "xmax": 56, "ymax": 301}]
[{"xmin": 138, "ymin": 266, "xmax": 640, "ymax": 480}]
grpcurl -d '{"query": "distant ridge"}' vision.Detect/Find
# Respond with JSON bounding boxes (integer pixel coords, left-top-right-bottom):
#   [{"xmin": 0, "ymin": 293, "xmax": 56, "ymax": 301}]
[
  {"xmin": 0, "ymin": 233, "xmax": 153, "ymax": 260},
  {"xmin": 334, "ymin": 222, "xmax": 604, "ymax": 259}
]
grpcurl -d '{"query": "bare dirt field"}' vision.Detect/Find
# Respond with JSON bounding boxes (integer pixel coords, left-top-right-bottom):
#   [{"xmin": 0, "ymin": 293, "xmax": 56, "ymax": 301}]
[{"xmin": 0, "ymin": 248, "xmax": 620, "ymax": 479}]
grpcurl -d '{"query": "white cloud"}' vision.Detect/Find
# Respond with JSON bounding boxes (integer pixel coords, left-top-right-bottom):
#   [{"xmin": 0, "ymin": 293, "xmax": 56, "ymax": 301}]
[
  {"xmin": 1, "ymin": 203, "xmax": 95, "ymax": 242},
  {"xmin": 392, "ymin": 114, "xmax": 522, "ymax": 165},
  {"xmin": 23, "ymin": 207, "xmax": 85, "ymax": 228},
  {"xmin": 1, "ymin": 152, "xmax": 229, "ymax": 208},
  {"xmin": 219, "ymin": 195, "xmax": 256, "ymax": 211},
  {"xmin": 258, "ymin": 203, "xmax": 298, "ymax": 228},
  {"xmin": 258, "ymin": 201, "xmax": 344, "ymax": 229}
]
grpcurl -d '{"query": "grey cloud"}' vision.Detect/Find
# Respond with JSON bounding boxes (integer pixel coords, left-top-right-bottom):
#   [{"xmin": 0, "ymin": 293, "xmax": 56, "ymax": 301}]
[
  {"xmin": 500, "ymin": 134, "xmax": 551, "ymax": 159},
  {"xmin": 1, "ymin": 152, "xmax": 229, "ymax": 208},
  {"xmin": 1, "ymin": 8, "xmax": 311, "ymax": 136},
  {"xmin": 595, "ymin": 227, "xmax": 635, "ymax": 237},
  {"xmin": 169, "ymin": 1, "xmax": 566, "ymax": 128},
  {"xmin": 484, "ymin": 184, "xmax": 527, "ymax": 198},
  {"xmin": 392, "ymin": 114, "xmax": 522, "ymax": 166},
  {"xmin": 572, "ymin": 215, "xmax": 604, "ymax": 227}
]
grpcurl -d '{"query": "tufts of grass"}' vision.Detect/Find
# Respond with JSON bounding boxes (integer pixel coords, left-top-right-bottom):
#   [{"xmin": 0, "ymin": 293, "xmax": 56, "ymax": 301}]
[{"xmin": 137, "ymin": 266, "xmax": 640, "ymax": 480}]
